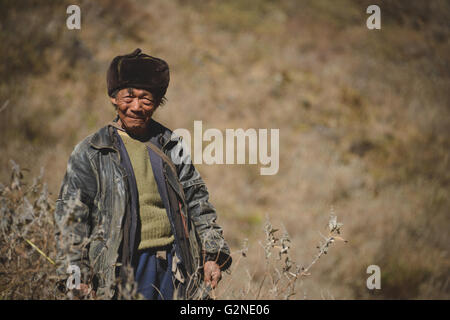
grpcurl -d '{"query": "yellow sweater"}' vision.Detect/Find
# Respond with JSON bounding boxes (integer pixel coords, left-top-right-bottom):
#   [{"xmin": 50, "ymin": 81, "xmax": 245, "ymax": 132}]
[{"xmin": 118, "ymin": 130, "xmax": 174, "ymax": 250}]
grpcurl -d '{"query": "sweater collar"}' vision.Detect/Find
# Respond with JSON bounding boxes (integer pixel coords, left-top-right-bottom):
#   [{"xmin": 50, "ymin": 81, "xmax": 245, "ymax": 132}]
[{"xmin": 89, "ymin": 117, "xmax": 169, "ymax": 150}]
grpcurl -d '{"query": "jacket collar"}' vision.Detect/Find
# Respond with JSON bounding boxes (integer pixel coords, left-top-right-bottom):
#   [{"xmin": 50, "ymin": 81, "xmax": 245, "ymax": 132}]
[
  {"xmin": 89, "ymin": 123, "xmax": 116, "ymax": 150},
  {"xmin": 89, "ymin": 117, "xmax": 172, "ymax": 151}
]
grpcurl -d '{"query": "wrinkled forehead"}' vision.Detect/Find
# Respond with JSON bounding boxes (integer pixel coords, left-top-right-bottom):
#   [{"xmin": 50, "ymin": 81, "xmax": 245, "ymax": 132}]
[{"xmin": 117, "ymin": 87, "xmax": 153, "ymax": 98}]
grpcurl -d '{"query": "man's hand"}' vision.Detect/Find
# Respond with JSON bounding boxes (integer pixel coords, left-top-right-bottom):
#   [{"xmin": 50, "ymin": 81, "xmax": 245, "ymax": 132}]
[
  {"xmin": 74, "ymin": 283, "xmax": 96, "ymax": 299},
  {"xmin": 204, "ymin": 261, "xmax": 222, "ymax": 289}
]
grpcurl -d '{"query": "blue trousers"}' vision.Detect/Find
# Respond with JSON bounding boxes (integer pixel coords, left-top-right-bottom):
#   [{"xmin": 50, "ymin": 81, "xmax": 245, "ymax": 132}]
[{"xmin": 133, "ymin": 245, "xmax": 174, "ymax": 300}]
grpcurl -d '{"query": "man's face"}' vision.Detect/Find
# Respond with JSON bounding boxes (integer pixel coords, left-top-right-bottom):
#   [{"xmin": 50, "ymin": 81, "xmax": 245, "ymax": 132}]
[{"xmin": 111, "ymin": 88, "xmax": 158, "ymax": 136}]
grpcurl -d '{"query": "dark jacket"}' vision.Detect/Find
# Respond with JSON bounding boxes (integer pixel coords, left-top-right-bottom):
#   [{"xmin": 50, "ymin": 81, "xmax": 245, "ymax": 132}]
[{"xmin": 54, "ymin": 118, "xmax": 231, "ymax": 299}]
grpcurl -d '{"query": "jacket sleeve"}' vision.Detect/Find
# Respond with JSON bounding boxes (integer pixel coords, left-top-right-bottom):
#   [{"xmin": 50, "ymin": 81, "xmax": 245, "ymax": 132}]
[
  {"xmin": 170, "ymin": 136, "xmax": 232, "ymax": 271},
  {"xmin": 54, "ymin": 142, "xmax": 97, "ymax": 284}
]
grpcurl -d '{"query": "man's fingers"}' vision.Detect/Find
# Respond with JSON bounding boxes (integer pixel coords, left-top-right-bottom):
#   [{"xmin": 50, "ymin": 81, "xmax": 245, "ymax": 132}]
[
  {"xmin": 205, "ymin": 274, "xmax": 211, "ymax": 286},
  {"xmin": 204, "ymin": 261, "xmax": 222, "ymax": 289},
  {"xmin": 77, "ymin": 283, "xmax": 92, "ymax": 297},
  {"xmin": 204, "ymin": 264, "xmax": 212, "ymax": 286},
  {"xmin": 210, "ymin": 270, "xmax": 221, "ymax": 289},
  {"xmin": 79, "ymin": 283, "xmax": 89, "ymax": 294}
]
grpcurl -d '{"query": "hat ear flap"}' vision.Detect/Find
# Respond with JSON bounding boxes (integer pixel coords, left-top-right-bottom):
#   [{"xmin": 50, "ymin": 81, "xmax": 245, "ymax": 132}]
[{"xmin": 107, "ymin": 56, "xmax": 122, "ymax": 97}]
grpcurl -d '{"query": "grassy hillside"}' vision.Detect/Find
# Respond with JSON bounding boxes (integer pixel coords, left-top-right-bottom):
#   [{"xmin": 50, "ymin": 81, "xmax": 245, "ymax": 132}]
[{"xmin": 1, "ymin": 0, "xmax": 449, "ymax": 299}]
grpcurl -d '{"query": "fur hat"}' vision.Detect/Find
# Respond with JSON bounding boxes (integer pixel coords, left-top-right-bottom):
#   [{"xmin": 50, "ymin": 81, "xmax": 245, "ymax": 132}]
[{"xmin": 107, "ymin": 48, "xmax": 170, "ymax": 100}]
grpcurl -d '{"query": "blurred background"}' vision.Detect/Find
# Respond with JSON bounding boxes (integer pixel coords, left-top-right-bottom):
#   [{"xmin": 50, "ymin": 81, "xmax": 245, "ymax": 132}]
[{"xmin": 0, "ymin": 0, "xmax": 449, "ymax": 299}]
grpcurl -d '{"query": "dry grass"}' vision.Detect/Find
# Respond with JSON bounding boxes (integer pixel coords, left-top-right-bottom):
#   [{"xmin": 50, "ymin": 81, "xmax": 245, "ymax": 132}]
[
  {"xmin": 0, "ymin": 161, "xmax": 345, "ymax": 300},
  {"xmin": 0, "ymin": 161, "xmax": 61, "ymax": 299},
  {"xmin": 0, "ymin": 0, "xmax": 449, "ymax": 299}
]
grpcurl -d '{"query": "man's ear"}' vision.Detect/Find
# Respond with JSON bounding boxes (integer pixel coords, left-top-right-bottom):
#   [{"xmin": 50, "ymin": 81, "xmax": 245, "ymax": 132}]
[{"xmin": 110, "ymin": 96, "xmax": 117, "ymax": 105}]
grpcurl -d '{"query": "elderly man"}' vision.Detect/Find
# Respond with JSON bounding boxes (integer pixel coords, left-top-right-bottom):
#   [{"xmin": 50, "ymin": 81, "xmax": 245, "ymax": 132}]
[{"xmin": 54, "ymin": 48, "xmax": 231, "ymax": 300}]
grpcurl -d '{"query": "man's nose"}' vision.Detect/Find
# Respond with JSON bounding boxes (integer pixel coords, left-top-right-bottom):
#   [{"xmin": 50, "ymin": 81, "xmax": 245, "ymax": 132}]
[{"xmin": 129, "ymin": 98, "xmax": 142, "ymax": 111}]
